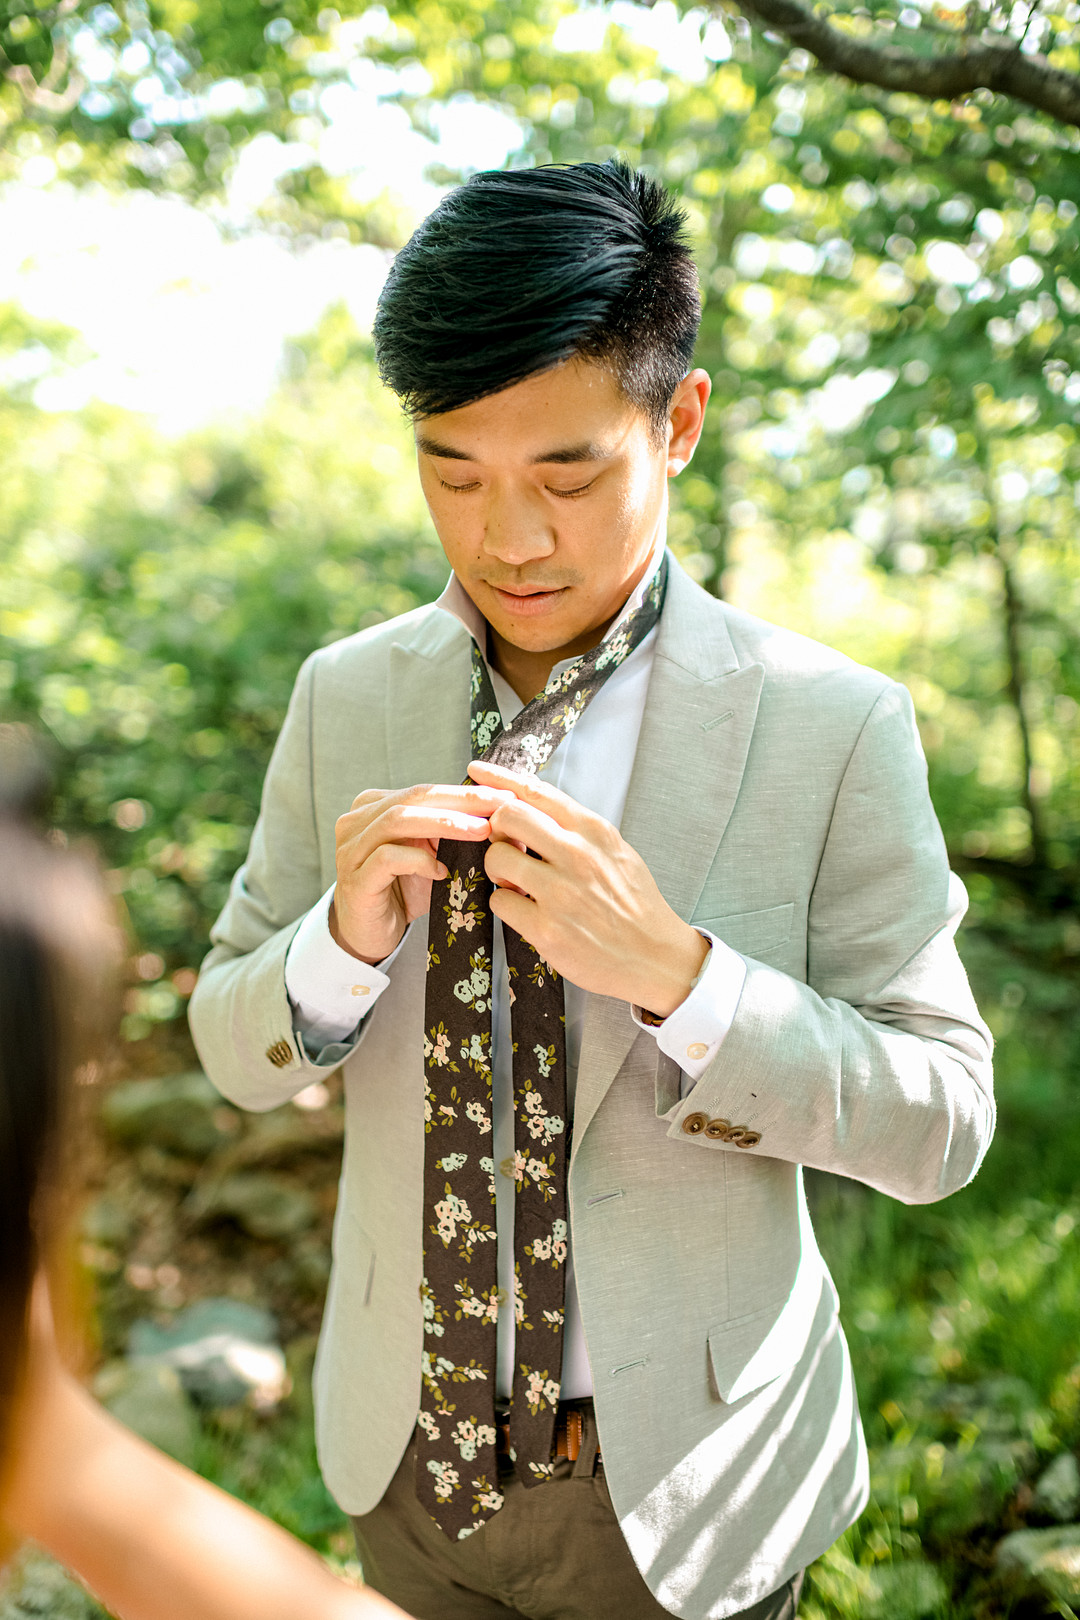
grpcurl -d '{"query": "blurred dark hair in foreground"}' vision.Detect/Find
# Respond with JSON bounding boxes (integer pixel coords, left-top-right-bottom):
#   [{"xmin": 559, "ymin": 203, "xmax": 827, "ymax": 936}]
[
  {"xmin": 0, "ymin": 724, "xmax": 54, "ymax": 824},
  {"xmin": 0, "ymin": 735, "xmax": 120, "ymax": 1493}
]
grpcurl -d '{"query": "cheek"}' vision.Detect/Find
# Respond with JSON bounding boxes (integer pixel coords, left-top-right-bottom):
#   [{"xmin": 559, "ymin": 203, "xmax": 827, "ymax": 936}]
[
  {"xmin": 422, "ymin": 484, "xmax": 475, "ymax": 556},
  {"xmin": 603, "ymin": 461, "xmax": 664, "ymax": 544}
]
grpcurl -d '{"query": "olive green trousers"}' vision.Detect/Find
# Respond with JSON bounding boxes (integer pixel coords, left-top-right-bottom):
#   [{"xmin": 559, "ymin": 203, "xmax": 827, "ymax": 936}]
[{"xmin": 351, "ymin": 1407, "xmax": 803, "ymax": 1620}]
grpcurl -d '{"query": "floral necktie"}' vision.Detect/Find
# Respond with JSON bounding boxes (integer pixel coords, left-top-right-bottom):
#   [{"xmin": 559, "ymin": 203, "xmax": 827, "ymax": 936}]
[{"xmin": 417, "ymin": 558, "xmax": 667, "ymax": 1539}]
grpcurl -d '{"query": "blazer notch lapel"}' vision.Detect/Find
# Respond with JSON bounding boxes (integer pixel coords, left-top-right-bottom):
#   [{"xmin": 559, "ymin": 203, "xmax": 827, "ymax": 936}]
[
  {"xmin": 573, "ymin": 571, "xmax": 765, "ymax": 1152},
  {"xmin": 387, "ymin": 614, "xmax": 473, "ymax": 790}
]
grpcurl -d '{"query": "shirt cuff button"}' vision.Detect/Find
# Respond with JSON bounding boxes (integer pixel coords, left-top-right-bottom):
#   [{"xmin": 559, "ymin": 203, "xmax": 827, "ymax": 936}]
[
  {"xmin": 686, "ymin": 1042, "xmax": 709, "ymax": 1060},
  {"xmin": 350, "ymin": 984, "xmax": 371, "ymax": 996}
]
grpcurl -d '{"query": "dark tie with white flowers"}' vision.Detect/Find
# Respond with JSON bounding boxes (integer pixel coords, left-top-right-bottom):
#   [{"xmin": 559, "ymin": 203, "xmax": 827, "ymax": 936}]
[{"xmin": 416, "ymin": 558, "xmax": 667, "ymax": 1540}]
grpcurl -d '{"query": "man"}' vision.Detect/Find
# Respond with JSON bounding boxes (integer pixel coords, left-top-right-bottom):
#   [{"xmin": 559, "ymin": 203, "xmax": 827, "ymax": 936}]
[{"xmin": 190, "ymin": 161, "xmax": 994, "ymax": 1620}]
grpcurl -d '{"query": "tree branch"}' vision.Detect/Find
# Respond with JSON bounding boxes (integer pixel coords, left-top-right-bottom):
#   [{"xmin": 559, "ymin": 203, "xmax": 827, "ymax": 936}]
[
  {"xmin": 730, "ymin": 0, "xmax": 1080, "ymax": 128},
  {"xmin": 4, "ymin": 58, "xmax": 84, "ymax": 110}
]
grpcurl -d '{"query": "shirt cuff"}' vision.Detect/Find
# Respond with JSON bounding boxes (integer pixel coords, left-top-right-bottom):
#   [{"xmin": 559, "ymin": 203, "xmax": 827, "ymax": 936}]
[
  {"xmin": 631, "ymin": 931, "xmax": 747, "ymax": 1085},
  {"xmin": 284, "ymin": 886, "xmax": 402, "ymax": 1050}
]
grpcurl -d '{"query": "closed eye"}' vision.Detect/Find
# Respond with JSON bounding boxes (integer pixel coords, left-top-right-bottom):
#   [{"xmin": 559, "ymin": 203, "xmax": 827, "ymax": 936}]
[
  {"xmin": 547, "ymin": 480, "xmax": 595, "ymax": 499},
  {"xmin": 437, "ymin": 476, "xmax": 481, "ymax": 493}
]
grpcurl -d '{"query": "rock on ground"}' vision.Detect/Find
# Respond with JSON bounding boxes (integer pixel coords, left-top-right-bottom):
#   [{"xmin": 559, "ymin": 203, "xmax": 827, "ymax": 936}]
[
  {"xmin": 996, "ymin": 1523, "xmax": 1080, "ymax": 1604},
  {"xmin": 1032, "ymin": 1451, "xmax": 1080, "ymax": 1522},
  {"xmin": 100, "ymin": 1071, "xmax": 237, "ymax": 1158},
  {"xmin": 0, "ymin": 1550, "xmax": 108, "ymax": 1619},
  {"xmin": 128, "ymin": 1296, "xmax": 289, "ymax": 1410},
  {"xmin": 92, "ymin": 1360, "xmax": 200, "ymax": 1466}
]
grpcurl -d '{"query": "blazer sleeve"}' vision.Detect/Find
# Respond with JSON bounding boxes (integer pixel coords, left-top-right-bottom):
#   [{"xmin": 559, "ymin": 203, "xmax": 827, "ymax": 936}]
[
  {"xmin": 665, "ymin": 680, "xmax": 995, "ymax": 1205},
  {"xmin": 187, "ymin": 652, "xmax": 366, "ymax": 1110}
]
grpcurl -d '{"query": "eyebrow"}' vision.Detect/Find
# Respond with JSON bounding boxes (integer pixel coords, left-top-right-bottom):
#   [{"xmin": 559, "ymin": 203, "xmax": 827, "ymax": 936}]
[{"xmin": 415, "ymin": 434, "xmax": 611, "ymax": 466}]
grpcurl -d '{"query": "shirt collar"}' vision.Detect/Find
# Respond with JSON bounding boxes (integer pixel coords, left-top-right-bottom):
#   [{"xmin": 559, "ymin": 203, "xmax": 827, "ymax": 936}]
[{"xmin": 434, "ymin": 531, "xmax": 667, "ymax": 660}]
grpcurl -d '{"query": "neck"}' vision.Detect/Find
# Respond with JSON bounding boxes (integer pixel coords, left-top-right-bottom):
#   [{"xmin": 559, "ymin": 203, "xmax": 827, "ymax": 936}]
[
  {"xmin": 488, "ymin": 613, "xmax": 620, "ymax": 704},
  {"xmin": 486, "ymin": 549, "xmax": 660, "ymax": 703}
]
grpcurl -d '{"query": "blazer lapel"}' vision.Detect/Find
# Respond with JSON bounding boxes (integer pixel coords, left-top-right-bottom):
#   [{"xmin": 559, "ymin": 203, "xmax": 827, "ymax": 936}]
[
  {"xmin": 387, "ymin": 608, "xmax": 474, "ymax": 789},
  {"xmin": 572, "ymin": 560, "xmax": 765, "ymax": 1158}
]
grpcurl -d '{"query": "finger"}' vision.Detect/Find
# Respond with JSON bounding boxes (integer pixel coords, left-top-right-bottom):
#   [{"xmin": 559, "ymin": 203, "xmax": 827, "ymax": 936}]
[
  {"xmin": 338, "ymin": 804, "xmax": 495, "ymax": 852},
  {"xmin": 346, "ymin": 842, "xmax": 448, "ymax": 892},
  {"xmin": 485, "ymin": 841, "xmax": 549, "ymax": 899},
  {"xmin": 347, "ymin": 783, "xmax": 516, "ymax": 818},
  {"xmin": 488, "ymin": 884, "xmax": 542, "ymax": 943},
  {"xmin": 391, "ymin": 805, "xmax": 498, "ymax": 842},
  {"xmin": 399, "ymin": 783, "xmax": 518, "ymax": 814},
  {"xmin": 487, "ymin": 798, "xmax": 570, "ymax": 863},
  {"xmin": 467, "ymin": 761, "xmax": 583, "ymax": 831},
  {"xmin": 350, "ymin": 787, "xmax": 391, "ymax": 810}
]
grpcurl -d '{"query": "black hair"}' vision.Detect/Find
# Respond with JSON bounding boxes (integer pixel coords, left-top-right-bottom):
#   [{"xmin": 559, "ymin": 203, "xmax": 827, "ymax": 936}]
[
  {"xmin": 0, "ymin": 822, "xmax": 65, "ymax": 1481},
  {"xmin": 0, "ymin": 739, "xmax": 117, "ymax": 1488},
  {"xmin": 373, "ymin": 159, "xmax": 701, "ymax": 435}
]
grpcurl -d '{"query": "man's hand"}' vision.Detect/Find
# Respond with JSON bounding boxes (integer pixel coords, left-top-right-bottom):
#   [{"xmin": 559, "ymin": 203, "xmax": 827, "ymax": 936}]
[
  {"xmin": 470, "ymin": 760, "xmax": 709, "ymax": 1017},
  {"xmin": 332, "ymin": 784, "xmax": 515, "ymax": 965}
]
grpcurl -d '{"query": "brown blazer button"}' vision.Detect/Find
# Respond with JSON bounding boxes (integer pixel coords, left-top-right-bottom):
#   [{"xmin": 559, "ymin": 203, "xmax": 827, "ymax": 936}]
[
  {"xmin": 704, "ymin": 1118, "xmax": 732, "ymax": 1139},
  {"xmin": 726, "ymin": 1127, "xmax": 761, "ymax": 1148},
  {"xmin": 681, "ymin": 1112, "xmax": 709, "ymax": 1136},
  {"xmin": 265, "ymin": 1039, "xmax": 293, "ymax": 1068}
]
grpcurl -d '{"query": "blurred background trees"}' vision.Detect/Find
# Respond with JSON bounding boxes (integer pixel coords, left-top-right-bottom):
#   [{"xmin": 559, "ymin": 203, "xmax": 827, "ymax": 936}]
[
  {"xmin": 3, "ymin": 1, "xmax": 1080, "ymax": 1614},
  {"xmin": 4, "ymin": 0, "xmax": 1078, "ymax": 1023}
]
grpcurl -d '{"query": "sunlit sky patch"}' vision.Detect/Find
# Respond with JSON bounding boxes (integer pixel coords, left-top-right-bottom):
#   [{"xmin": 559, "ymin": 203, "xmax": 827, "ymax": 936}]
[{"xmin": 0, "ymin": 1, "xmax": 725, "ymax": 434}]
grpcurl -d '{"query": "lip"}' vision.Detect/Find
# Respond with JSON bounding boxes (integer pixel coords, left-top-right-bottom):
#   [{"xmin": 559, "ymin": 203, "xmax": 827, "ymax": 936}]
[{"xmin": 488, "ymin": 584, "xmax": 569, "ymax": 616}]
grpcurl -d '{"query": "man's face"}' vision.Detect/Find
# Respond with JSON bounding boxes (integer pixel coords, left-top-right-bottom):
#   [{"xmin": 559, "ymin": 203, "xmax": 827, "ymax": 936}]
[{"xmin": 415, "ymin": 359, "xmax": 708, "ymax": 658}]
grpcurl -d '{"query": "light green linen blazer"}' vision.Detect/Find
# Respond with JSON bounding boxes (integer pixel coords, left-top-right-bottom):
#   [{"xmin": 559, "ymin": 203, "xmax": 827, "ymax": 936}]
[{"xmin": 189, "ymin": 555, "xmax": 994, "ymax": 1619}]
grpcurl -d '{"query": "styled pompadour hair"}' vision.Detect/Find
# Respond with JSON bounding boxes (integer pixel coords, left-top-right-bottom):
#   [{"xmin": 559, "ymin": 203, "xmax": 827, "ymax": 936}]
[{"xmin": 373, "ymin": 159, "xmax": 701, "ymax": 433}]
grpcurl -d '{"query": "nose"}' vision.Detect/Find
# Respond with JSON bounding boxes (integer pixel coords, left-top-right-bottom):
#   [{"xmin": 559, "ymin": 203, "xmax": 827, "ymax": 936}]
[{"xmin": 480, "ymin": 482, "xmax": 556, "ymax": 568}]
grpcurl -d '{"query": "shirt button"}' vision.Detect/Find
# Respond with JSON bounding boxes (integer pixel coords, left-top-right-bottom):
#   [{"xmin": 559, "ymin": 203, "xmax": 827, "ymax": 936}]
[
  {"xmin": 350, "ymin": 984, "xmax": 371, "ymax": 996},
  {"xmin": 499, "ymin": 1157, "xmax": 517, "ymax": 1179},
  {"xmin": 686, "ymin": 1042, "xmax": 709, "ymax": 1060}
]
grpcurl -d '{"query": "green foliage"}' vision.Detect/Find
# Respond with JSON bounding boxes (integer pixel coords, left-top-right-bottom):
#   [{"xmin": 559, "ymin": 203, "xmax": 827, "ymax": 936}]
[{"xmin": 0, "ymin": 312, "xmax": 443, "ymax": 1031}]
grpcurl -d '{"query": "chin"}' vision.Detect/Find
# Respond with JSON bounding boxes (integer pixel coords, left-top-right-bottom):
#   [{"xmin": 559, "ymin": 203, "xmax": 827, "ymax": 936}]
[{"xmin": 494, "ymin": 620, "xmax": 576, "ymax": 653}]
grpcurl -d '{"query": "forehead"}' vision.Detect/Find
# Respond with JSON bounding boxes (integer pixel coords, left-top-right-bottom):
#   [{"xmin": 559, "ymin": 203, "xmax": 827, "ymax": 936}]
[{"xmin": 414, "ymin": 358, "xmax": 650, "ymax": 463}]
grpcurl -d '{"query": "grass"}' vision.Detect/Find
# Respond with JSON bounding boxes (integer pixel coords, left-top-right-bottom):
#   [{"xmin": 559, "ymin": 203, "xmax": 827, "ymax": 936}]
[{"xmin": 799, "ymin": 925, "xmax": 1080, "ymax": 1618}]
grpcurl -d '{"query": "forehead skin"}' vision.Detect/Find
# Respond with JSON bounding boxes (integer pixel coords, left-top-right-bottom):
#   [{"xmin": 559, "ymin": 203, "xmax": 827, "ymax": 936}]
[{"xmin": 413, "ymin": 360, "xmax": 654, "ymax": 469}]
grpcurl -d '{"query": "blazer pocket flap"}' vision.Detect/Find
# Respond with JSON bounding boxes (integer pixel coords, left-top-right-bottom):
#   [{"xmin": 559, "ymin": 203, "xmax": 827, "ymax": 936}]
[
  {"xmin": 692, "ymin": 902, "xmax": 794, "ymax": 959},
  {"xmin": 708, "ymin": 1279, "xmax": 819, "ymax": 1405}
]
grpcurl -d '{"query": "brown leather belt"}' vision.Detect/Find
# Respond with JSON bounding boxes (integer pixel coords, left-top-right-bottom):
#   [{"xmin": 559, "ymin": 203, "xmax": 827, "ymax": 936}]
[{"xmin": 495, "ymin": 1404, "xmax": 595, "ymax": 1465}]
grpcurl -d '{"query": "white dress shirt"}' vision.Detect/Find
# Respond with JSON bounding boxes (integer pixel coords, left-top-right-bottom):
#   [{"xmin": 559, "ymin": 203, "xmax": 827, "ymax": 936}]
[{"xmin": 285, "ymin": 550, "xmax": 747, "ymax": 1398}]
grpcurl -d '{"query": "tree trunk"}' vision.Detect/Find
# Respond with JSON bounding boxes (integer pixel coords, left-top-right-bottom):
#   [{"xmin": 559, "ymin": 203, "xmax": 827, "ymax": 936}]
[{"xmin": 998, "ymin": 539, "xmax": 1046, "ymax": 869}]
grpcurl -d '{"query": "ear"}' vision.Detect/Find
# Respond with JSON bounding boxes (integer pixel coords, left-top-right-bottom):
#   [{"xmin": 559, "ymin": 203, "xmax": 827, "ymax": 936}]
[{"xmin": 666, "ymin": 369, "xmax": 711, "ymax": 478}]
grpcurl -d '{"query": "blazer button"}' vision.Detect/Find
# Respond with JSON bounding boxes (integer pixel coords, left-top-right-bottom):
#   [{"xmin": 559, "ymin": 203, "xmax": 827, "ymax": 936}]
[
  {"xmin": 735, "ymin": 1130, "xmax": 762, "ymax": 1148},
  {"xmin": 704, "ymin": 1118, "xmax": 731, "ymax": 1139},
  {"xmin": 265, "ymin": 1039, "xmax": 293, "ymax": 1068},
  {"xmin": 681, "ymin": 1112, "xmax": 709, "ymax": 1136}
]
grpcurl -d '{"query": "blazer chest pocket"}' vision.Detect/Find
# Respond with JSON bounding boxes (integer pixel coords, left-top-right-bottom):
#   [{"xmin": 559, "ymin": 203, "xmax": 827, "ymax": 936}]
[{"xmin": 692, "ymin": 901, "xmax": 795, "ymax": 960}]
